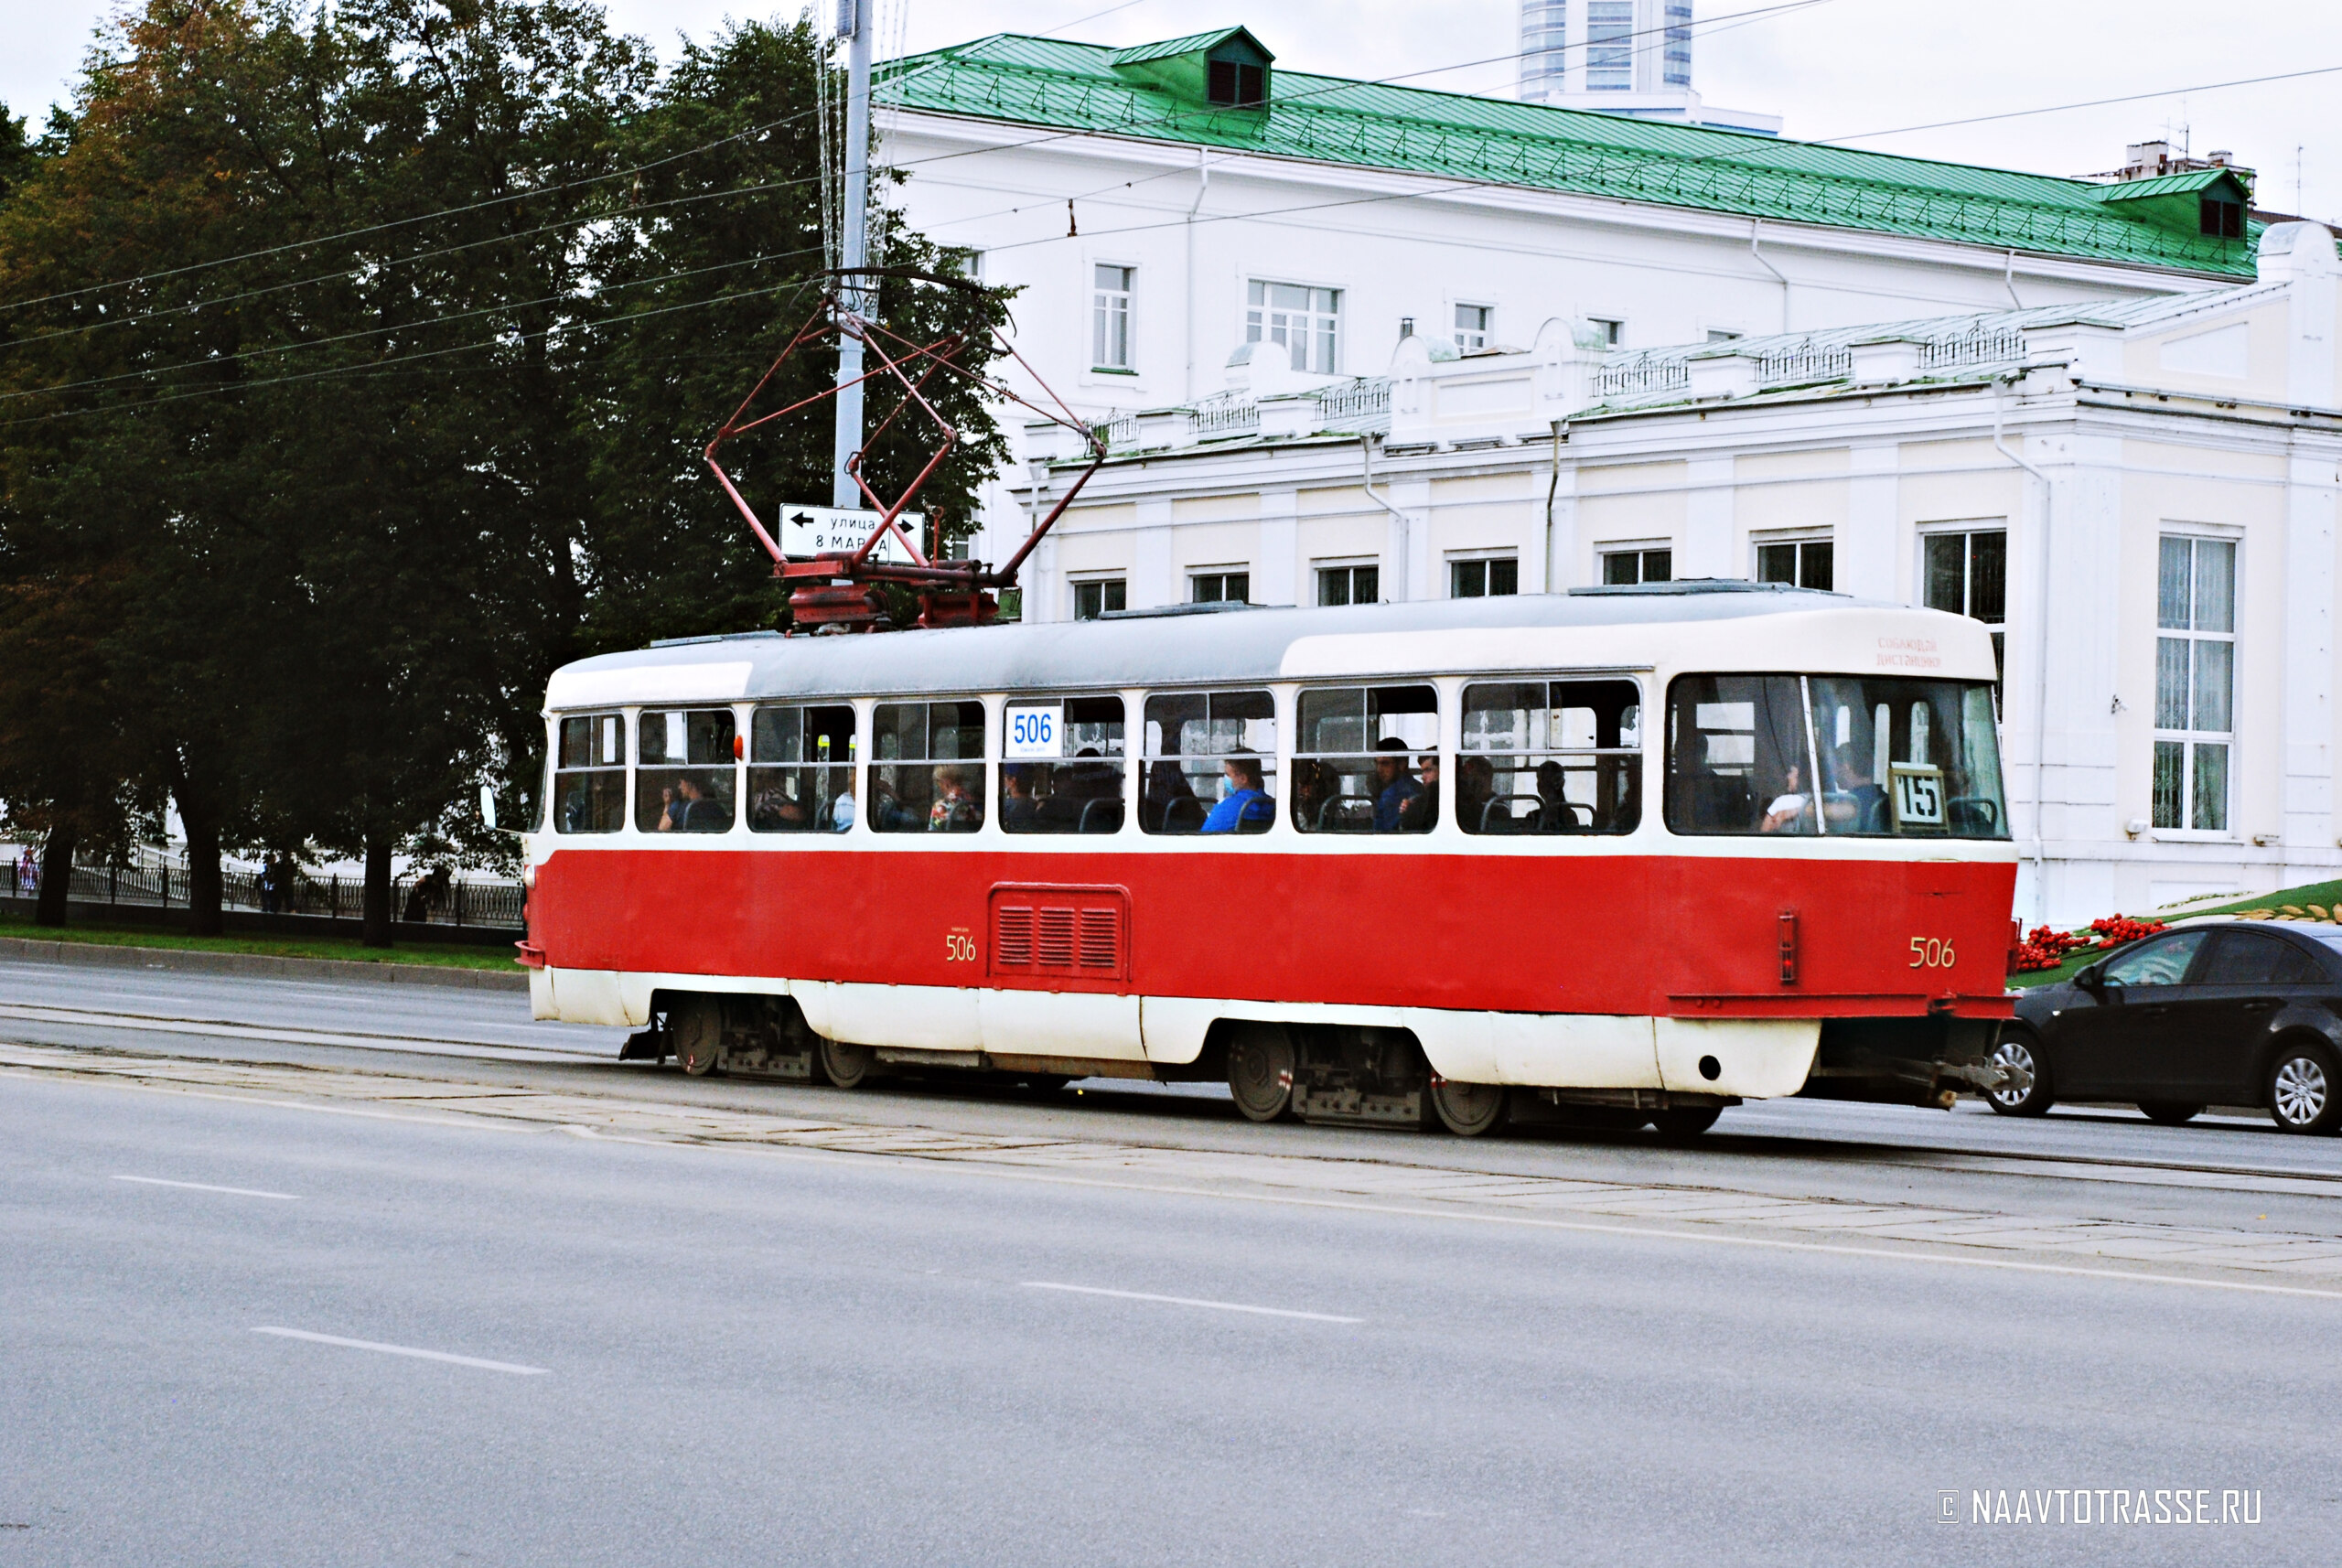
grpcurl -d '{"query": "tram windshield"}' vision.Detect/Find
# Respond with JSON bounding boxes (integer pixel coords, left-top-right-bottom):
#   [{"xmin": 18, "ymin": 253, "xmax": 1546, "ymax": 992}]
[{"xmin": 1666, "ymin": 674, "xmax": 2007, "ymax": 839}]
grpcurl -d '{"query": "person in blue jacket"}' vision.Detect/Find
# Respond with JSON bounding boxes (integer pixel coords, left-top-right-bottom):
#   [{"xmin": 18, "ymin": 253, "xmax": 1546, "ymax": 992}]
[
  {"xmin": 1201, "ymin": 751, "xmax": 1274, "ymax": 833},
  {"xmin": 1370, "ymin": 737, "xmax": 1423, "ymax": 832}
]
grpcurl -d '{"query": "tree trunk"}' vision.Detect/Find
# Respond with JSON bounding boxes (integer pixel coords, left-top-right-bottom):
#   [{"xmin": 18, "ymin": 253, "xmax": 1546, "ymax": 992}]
[
  {"xmin": 361, "ymin": 831, "xmax": 393, "ymax": 949},
  {"xmin": 181, "ymin": 800, "xmax": 223, "ymax": 938},
  {"xmin": 34, "ymin": 823, "xmax": 75, "ymax": 928}
]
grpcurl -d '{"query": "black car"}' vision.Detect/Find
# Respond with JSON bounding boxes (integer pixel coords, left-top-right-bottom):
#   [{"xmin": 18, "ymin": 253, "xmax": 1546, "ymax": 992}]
[{"xmin": 1992, "ymin": 920, "xmax": 2342, "ymax": 1133}]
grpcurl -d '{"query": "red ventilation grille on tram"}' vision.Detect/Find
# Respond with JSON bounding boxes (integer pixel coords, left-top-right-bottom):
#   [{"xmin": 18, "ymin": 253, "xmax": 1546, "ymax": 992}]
[
  {"xmin": 989, "ymin": 884, "xmax": 1129, "ymax": 984},
  {"xmin": 995, "ymin": 905, "xmax": 1035, "ymax": 967}
]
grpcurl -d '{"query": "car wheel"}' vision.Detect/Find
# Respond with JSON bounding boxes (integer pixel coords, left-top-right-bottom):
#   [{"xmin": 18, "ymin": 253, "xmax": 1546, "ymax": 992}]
[
  {"xmin": 2137, "ymin": 1101, "xmax": 2204, "ymax": 1126},
  {"xmin": 1985, "ymin": 1029, "xmax": 2053, "ymax": 1116},
  {"xmin": 2267, "ymin": 1043, "xmax": 2342, "ymax": 1134}
]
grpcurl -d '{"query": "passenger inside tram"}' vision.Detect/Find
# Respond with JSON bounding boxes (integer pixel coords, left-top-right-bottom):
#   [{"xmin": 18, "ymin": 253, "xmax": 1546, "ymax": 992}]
[
  {"xmin": 1371, "ymin": 738, "xmax": 1423, "ymax": 832},
  {"xmin": 1759, "ymin": 762, "xmax": 1810, "ymax": 833},
  {"xmin": 928, "ymin": 766, "xmax": 980, "ymax": 832},
  {"xmin": 1145, "ymin": 759, "xmax": 1200, "ymax": 832},
  {"xmin": 1201, "ymin": 753, "xmax": 1274, "ymax": 833},
  {"xmin": 1456, "ymin": 756, "xmax": 1493, "ymax": 832},
  {"xmin": 1535, "ymin": 759, "xmax": 1580, "ymax": 832},
  {"xmin": 657, "ymin": 775, "xmax": 725, "ymax": 832},
  {"xmin": 1398, "ymin": 753, "xmax": 1439, "ymax": 832},
  {"xmin": 828, "ymin": 772, "xmax": 856, "ymax": 832},
  {"xmin": 1000, "ymin": 766, "xmax": 1041, "ymax": 831}
]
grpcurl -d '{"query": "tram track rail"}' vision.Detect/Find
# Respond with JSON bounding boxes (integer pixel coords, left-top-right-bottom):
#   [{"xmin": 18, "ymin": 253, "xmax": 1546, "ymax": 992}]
[
  {"xmin": 7, "ymin": 1034, "xmax": 2342, "ymax": 1293},
  {"xmin": 5, "ymin": 996, "xmax": 2342, "ymax": 1199}
]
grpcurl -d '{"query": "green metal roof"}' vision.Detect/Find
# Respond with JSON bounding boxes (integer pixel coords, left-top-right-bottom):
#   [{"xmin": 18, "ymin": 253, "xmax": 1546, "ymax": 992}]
[
  {"xmin": 2087, "ymin": 168, "xmax": 2247, "ymax": 203},
  {"xmin": 878, "ymin": 32, "xmax": 2261, "ymax": 278},
  {"xmin": 1107, "ymin": 28, "xmax": 1271, "ymax": 68}
]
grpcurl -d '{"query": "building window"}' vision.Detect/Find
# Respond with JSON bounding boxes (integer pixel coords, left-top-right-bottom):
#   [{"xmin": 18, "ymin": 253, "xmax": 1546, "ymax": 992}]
[
  {"xmin": 1604, "ymin": 548, "xmax": 1671, "ymax": 585},
  {"xmin": 1092, "ymin": 264, "xmax": 1133, "ymax": 371},
  {"xmin": 1450, "ymin": 556, "xmax": 1520, "ymax": 598},
  {"xmin": 1587, "ymin": 0, "xmax": 1635, "ymax": 90},
  {"xmin": 1757, "ymin": 539, "xmax": 1833, "ymax": 591},
  {"xmin": 1705, "ymin": 328, "xmax": 1741, "ymax": 344},
  {"xmin": 1207, "ymin": 56, "xmax": 1267, "ymax": 107},
  {"xmin": 1521, "ymin": 0, "xmax": 1567, "ymax": 82},
  {"xmin": 1589, "ymin": 317, "xmax": 1624, "ymax": 347},
  {"xmin": 2154, "ymin": 535, "xmax": 2236, "ymax": 832},
  {"xmin": 1664, "ymin": 2, "xmax": 1692, "ymax": 86},
  {"xmin": 1191, "ymin": 570, "xmax": 1250, "ymax": 605},
  {"xmin": 1072, "ymin": 577, "xmax": 1126, "ymax": 620},
  {"xmin": 1317, "ymin": 563, "xmax": 1379, "ymax": 606},
  {"xmin": 2199, "ymin": 194, "xmax": 2244, "ymax": 239},
  {"xmin": 1454, "ymin": 303, "xmax": 1492, "ymax": 353},
  {"xmin": 1247, "ymin": 281, "xmax": 1341, "ymax": 374},
  {"xmin": 1922, "ymin": 528, "xmax": 2007, "ymax": 677}
]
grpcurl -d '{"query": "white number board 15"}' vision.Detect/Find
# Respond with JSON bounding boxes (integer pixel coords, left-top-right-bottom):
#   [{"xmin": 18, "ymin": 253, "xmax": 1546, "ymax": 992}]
[
  {"xmin": 776, "ymin": 504, "xmax": 921, "ymax": 564},
  {"xmin": 1004, "ymin": 704, "xmax": 1062, "ymax": 759},
  {"xmin": 1890, "ymin": 762, "xmax": 1947, "ymax": 829}
]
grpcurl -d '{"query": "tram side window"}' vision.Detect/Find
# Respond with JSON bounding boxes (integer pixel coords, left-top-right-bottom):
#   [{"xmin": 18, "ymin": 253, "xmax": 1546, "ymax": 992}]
[
  {"xmin": 1460, "ymin": 680, "xmax": 1640, "ymax": 835},
  {"xmin": 1000, "ymin": 696, "xmax": 1127, "ymax": 834},
  {"xmin": 1292, "ymin": 684, "xmax": 1439, "ymax": 833},
  {"xmin": 553, "ymin": 713, "xmax": 626, "ymax": 834},
  {"xmin": 748, "ymin": 703, "xmax": 857, "ymax": 832},
  {"xmin": 636, "ymin": 708, "xmax": 737, "ymax": 832},
  {"xmin": 1664, "ymin": 675, "xmax": 1815, "ymax": 835},
  {"xmin": 870, "ymin": 700, "xmax": 986, "ymax": 833},
  {"xmin": 1142, "ymin": 691, "xmax": 1277, "ymax": 834}
]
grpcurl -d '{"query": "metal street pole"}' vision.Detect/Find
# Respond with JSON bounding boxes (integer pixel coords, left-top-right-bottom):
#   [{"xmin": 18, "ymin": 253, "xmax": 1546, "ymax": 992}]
[{"xmin": 833, "ymin": 0, "xmax": 874, "ymax": 509}]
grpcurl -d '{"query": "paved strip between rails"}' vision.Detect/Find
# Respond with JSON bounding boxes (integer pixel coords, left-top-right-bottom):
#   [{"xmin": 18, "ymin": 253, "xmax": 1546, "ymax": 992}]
[
  {"xmin": 11, "ymin": 1038, "xmax": 2342, "ymax": 1288},
  {"xmin": 0, "ymin": 1000, "xmax": 608, "ymax": 1065}
]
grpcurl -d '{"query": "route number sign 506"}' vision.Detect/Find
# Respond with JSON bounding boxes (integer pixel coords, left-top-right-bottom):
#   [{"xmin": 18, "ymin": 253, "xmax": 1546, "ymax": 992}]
[{"xmin": 1004, "ymin": 704, "xmax": 1062, "ymax": 759}]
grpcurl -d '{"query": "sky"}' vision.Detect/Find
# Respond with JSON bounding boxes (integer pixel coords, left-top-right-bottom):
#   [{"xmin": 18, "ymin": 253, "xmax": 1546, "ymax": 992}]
[{"xmin": 5, "ymin": 0, "xmax": 2339, "ymax": 219}]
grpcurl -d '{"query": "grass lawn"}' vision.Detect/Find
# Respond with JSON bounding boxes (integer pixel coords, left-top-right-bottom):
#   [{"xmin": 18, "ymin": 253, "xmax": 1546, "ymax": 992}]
[{"xmin": 0, "ymin": 907, "xmax": 521, "ymax": 972}]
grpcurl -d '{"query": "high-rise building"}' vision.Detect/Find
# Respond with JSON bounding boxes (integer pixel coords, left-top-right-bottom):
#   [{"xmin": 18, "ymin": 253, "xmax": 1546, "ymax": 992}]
[{"xmin": 1519, "ymin": 0, "xmax": 1780, "ymax": 135}]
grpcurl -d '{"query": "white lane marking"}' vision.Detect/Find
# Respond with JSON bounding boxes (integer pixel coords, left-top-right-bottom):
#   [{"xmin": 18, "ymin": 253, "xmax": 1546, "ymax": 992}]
[
  {"xmin": 113, "ymin": 1175, "xmax": 298, "ymax": 1200},
  {"xmin": 1023, "ymin": 1282, "xmax": 1362, "ymax": 1323},
  {"xmin": 26, "ymin": 1062, "xmax": 2342, "ymax": 1305},
  {"xmin": 252, "ymin": 1326, "xmax": 548, "ymax": 1376}
]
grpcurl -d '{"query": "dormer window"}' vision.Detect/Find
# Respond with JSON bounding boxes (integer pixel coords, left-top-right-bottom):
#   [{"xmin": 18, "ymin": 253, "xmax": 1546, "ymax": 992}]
[
  {"xmin": 1208, "ymin": 56, "xmax": 1266, "ymax": 107},
  {"xmin": 2199, "ymin": 193, "xmax": 2244, "ymax": 239}
]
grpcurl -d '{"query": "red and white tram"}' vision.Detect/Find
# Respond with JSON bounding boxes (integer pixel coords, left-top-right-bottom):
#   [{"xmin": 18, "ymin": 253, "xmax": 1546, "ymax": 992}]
[{"xmin": 519, "ymin": 583, "xmax": 2018, "ymax": 1136}]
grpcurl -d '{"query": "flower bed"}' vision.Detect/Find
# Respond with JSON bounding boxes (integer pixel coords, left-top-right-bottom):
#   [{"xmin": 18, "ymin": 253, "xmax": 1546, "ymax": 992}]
[{"xmin": 2008, "ymin": 913, "xmax": 2168, "ymax": 974}]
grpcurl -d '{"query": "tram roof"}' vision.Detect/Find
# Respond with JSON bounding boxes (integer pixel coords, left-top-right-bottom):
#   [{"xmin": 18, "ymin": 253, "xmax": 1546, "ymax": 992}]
[{"xmin": 543, "ymin": 584, "xmax": 1996, "ymax": 709}]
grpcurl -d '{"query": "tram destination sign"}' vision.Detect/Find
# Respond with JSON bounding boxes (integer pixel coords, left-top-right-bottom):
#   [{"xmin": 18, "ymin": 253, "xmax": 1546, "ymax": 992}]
[{"xmin": 776, "ymin": 504, "xmax": 920, "ymax": 564}]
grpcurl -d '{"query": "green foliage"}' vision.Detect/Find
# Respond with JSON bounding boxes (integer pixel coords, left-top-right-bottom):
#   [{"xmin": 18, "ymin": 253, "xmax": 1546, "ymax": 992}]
[{"xmin": 0, "ymin": 3, "xmax": 1015, "ymax": 938}]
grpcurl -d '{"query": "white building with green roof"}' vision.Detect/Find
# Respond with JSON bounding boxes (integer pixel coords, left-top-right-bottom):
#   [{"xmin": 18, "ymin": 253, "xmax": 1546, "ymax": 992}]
[
  {"xmin": 1006, "ymin": 222, "xmax": 2342, "ymax": 924},
  {"xmin": 876, "ymin": 24, "xmax": 2271, "ymax": 572}
]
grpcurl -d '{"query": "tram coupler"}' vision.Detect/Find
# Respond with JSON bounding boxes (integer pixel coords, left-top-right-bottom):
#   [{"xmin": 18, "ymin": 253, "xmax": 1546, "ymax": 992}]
[{"xmin": 1799, "ymin": 1016, "xmax": 2008, "ymax": 1107}]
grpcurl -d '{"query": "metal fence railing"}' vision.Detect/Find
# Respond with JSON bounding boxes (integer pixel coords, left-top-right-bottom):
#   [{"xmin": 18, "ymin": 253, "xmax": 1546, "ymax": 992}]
[{"xmin": 2, "ymin": 858, "xmax": 525, "ymax": 930}]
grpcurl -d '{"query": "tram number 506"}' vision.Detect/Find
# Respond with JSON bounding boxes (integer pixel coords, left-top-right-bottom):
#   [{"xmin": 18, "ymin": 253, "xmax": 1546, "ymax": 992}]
[
  {"xmin": 945, "ymin": 928, "xmax": 978, "ymax": 963},
  {"xmin": 1909, "ymin": 937, "xmax": 1956, "ymax": 969}
]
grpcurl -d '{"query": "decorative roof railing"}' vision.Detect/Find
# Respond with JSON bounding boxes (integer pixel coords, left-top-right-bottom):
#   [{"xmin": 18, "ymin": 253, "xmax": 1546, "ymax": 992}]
[
  {"xmin": 1752, "ymin": 342, "xmax": 1853, "ymax": 386},
  {"xmin": 1918, "ymin": 325, "xmax": 2030, "ymax": 371},
  {"xmin": 1189, "ymin": 390, "xmax": 1260, "ymax": 439},
  {"xmin": 1595, "ymin": 351, "xmax": 1692, "ymax": 400},
  {"xmin": 1089, "ymin": 379, "xmax": 1393, "ymax": 453}
]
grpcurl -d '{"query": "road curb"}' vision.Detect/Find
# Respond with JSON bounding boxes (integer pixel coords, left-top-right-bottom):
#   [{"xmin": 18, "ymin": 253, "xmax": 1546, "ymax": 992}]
[{"xmin": 0, "ymin": 936, "xmax": 529, "ymax": 992}]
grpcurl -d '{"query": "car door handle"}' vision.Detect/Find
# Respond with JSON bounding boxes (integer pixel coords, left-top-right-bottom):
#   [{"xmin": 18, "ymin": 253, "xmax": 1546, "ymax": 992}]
[
  {"xmin": 2240, "ymin": 1000, "xmax": 2276, "ymax": 1013},
  {"xmin": 2137, "ymin": 1004, "xmax": 2171, "ymax": 1017}
]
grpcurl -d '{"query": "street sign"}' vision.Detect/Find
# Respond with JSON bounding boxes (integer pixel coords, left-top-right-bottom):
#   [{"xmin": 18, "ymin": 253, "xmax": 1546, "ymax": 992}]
[{"xmin": 776, "ymin": 504, "xmax": 921, "ymax": 564}]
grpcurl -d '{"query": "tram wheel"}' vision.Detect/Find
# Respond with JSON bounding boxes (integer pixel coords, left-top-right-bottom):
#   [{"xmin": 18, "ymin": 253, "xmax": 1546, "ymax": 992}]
[
  {"xmin": 817, "ymin": 1036, "xmax": 874, "ymax": 1090},
  {"xmin": 1428, "ymin": 1077, "xmax": 1508, "ymax": 1137},
  {"xmin": 1650, "ymin": 1106, "xmax": 1722, "ymax": 1142},
  {"xmin": 673, "ymin": 998, "xmax": 724, "ymax": 1078},
  {"xmin": 1225, "ymin": 1023, "xmax": 1295, "ymax": 1122}
]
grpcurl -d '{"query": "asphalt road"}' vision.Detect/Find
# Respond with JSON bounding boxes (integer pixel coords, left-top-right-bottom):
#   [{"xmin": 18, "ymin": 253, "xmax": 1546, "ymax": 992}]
[{"xmin": 2, "ymin": 958, "xmax": 2337, "ymax": 1564}]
